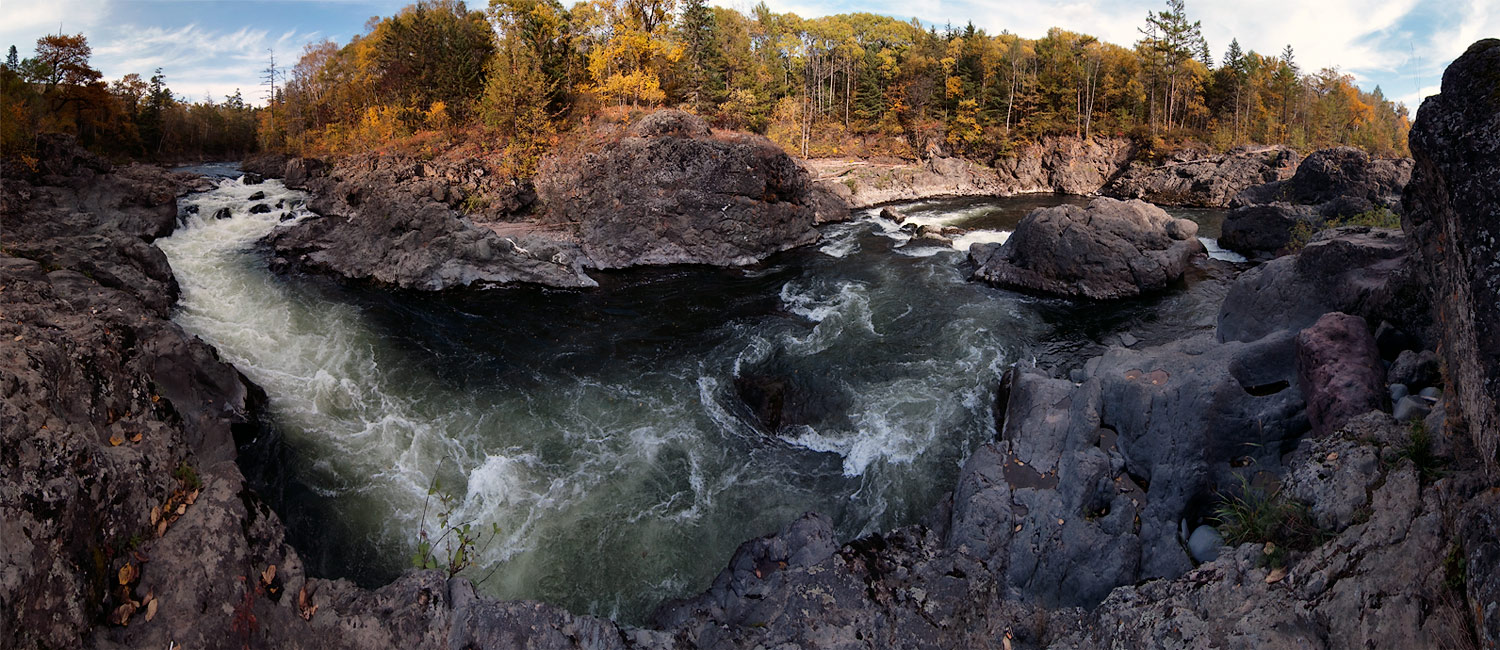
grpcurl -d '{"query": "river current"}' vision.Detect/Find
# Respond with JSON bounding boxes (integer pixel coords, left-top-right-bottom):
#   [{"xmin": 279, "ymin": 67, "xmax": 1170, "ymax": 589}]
[{"xmin": 158, "ymin": 169, "xmax": 1231, "ymax": 623}]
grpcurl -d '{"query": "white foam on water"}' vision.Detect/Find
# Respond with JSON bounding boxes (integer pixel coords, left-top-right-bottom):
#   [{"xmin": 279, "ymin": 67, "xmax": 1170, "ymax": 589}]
[
  {"xmin": 951, "ymin": 229, "xmax": 1011, "ymax": 252},
  {"xmin": 1200, "ymin": 237, "xmax": 1247, "ymax": 263}
]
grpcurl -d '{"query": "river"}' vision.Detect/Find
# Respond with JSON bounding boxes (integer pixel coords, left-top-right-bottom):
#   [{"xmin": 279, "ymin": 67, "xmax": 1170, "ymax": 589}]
[{"xmin": 157, "ymin": 170, "xmax": 1231, "ymax": 623}]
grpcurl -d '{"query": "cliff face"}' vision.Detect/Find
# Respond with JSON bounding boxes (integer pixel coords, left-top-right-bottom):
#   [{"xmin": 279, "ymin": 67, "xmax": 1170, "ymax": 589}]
[
  {"xmin": 1402, "ymin": 38, "xmax": 1500, "ymax": 475},
  {"xmin": 808, "ymin": 136, "xmax": 1136, "ymax": 209}
]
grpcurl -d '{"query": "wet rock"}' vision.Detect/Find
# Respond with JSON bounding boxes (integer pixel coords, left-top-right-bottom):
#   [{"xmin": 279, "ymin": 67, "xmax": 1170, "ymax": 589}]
[
  {"xmin": 249, "ymin": 203, "xmax": 272, "ymax": 214},
  {"xmin": 970, "ymin": 197, "xmax": 1205, "ymax": 300},
  {"xmin": 534, "ymin": 110, "xmax": 824, "ymax": 269},
  {"xmin": 243, "ymin": 172, "xmax": 265, "ymax": 185},
  {"xmin": 1388, "ymin": 349, "xmax": 1441, "ymax": 389},
  {"xmin": 213, "ymin": 207, "xmax": 232, "ymax": 220},
  {"xmin": 1402, "ymin": 38, "xmax": 1500, "ymax": 471},
  {"xmin": 248, "ymin": 190, "xmax": 266, "ymax": 201},
  {"xmin": 1390, "ymin": 384, "xmax": 1410, "ymax": 402},
  {"xmin": 1104, "ymin": 145, "xmax": 1300, "ymax": 207},
  {"xmin": 1296, "ymin": 313, "xmax": 1385, "ymax": 437},
  {"xmin": 879, "ymin": 206, "xmax": 907, "ymax": 223}
]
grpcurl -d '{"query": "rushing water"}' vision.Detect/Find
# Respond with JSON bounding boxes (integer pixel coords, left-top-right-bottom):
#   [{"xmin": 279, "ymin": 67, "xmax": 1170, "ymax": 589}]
[{"xmin": 158, "ymin": 172, "xmax": 1230, "ymax": 623}]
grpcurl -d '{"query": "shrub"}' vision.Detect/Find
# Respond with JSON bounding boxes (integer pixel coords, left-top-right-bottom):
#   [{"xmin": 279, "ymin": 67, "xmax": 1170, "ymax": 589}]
[
  {"xmin": 1287, "ymin": 207, "xmax": 1402, "ymax": 251},
  {"xmin": 1212, "ymin": 476, "xmax": 1322, "ymax": 567}
]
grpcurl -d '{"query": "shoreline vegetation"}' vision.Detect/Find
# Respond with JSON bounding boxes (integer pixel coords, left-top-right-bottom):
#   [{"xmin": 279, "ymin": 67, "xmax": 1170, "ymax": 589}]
[{"xmin": 4, "ymin": 0, "xmax": 1410, "ymax": 176}]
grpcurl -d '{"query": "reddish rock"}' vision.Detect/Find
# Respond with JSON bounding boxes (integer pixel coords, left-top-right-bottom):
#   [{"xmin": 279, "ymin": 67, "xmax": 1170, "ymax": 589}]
[{"xmin": 1296, "ymin": 312, "xmax": 1386, "ymax": 436}]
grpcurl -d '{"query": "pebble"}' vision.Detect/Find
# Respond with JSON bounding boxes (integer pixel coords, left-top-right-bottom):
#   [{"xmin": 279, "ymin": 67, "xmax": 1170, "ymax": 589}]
[
  {"xmin": 1389, "ymin": 383, "xmax": 1409, "ymax": 402},
  {"xmin": 1418, "ymin": 386, "xmax": 1442, "ymax": 399},
  {"xmin": 1393, "ymin": 395, "xmax": 1432, "ymax": 422},
  {"xmin": 1188, "ymin": 525, "xmax": 1224, "ymax": 563}
]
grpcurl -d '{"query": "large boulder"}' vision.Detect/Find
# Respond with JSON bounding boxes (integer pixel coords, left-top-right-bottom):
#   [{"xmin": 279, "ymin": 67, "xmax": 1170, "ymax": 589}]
[
  {"xmin": 1231, "ymin": 146, "xmax": 1412, "ymax": 210},
  {"xmin": 1402, "ymin": 38, "xmax": 1500, "ymax": 470},
  {"xmin": 534, "ymin": 110, "xmax": 825, "ymax": 269},
  {"xmin": 1296, "ymin": 313, "xmax": 1385, "ymax": 437},
  {"xmin": 1216, "ymin": 227, "xmax": 1428, "ymax": 344},
  {"xmin": 968, "ymin": 197, "xmax": 1204, "ymax": 299},
  {"xmin": 1104, "ymin": 144, "xmax": 1301, "ymax": 207},
  {"xmin": 1222, "ymin": 147, "xmax": 1413, "ymax": 259},
  {"xmin": 1218, "ymin": 202, "xmax": 1319, "ymax": 259}
]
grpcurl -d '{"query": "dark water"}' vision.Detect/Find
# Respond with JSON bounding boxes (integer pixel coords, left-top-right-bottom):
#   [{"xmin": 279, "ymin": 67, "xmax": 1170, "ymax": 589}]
[{"xmin": 162, "ymin": 182, "xmax": 1229, "ymax": 624}]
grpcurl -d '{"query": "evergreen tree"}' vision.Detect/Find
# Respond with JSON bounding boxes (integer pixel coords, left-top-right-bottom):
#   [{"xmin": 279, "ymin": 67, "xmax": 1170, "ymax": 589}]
[
  {"xmin": 677, "ymin": 0, "xmax": 725, "ymax": 112},
  {"xmin": 3, "ymin": 45, "xmax": 17, "ymax": 70}
]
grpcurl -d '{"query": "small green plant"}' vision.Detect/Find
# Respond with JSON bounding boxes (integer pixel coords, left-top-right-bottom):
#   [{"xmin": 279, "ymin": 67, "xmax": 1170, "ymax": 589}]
[
  {"xmin": 1443, "ymin": 543, "xmax": 1467, "ymax": 593},
  {"xmin": 1212, "ymin": 476, "xmax": 1322, "ymax": 567},
  {"xmin": 411, "ymin": 476, "xmax": 501, "ymax": 579},
  {"xmin": 1389, "ymin": 420, "xmax": 1447, "ymax": 483},
  {"xmin": 460, "ymin": 193, "xmax": 491, "ymax": 214},
  {"xmin": 843, "ymin": 177, "xmax": 858, "ymax": 194},
  {"xmin": 173, "ymin": 460, "xmax": 202, "ymax": 491}
]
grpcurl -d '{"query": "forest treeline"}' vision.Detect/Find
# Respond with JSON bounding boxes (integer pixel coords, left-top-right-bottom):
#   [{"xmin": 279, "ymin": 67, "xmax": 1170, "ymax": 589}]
[
  {"xmin": 2, "ymin": 0, "xmax": 1411, "ymax": 172},
  {"xmin": 0, "ymin": 36, "xmax": 259, "ymax": 164}
]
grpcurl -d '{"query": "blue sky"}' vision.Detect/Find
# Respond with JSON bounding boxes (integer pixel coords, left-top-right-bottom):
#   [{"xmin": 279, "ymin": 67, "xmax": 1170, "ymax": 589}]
[{"xmin": 1, "ymin": 0, "xmax": 1491, "ymax": 113}]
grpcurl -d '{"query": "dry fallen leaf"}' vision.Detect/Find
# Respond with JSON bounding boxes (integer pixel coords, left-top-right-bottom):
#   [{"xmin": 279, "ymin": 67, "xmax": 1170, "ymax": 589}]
[
  {"xmin": 144, "ymin": 598, "xmax": 158, "ymax": 622},
  {"xmin": 185, "ymin": 489, "xmax": 199, "ymax": 505},
  {"xmin": 155, "ymin": 520, "xmax": 167, "ymax": 538},
  {"xmin": 1013, "ymin": 524, "xmax": 1022, "ymax": 532},
  {"xmin": 298, "ymin": 585, "xmax": 319, "ymax": 621},
  {"xmin": 110, "ymin": 602, "xmax": 137, "ymax": 626},
  {"xmin": 130, "ymin": 432, "xmax": 143, "ymax": 443},
  {"xmin": 261, "ymin": 565, "xmax": 277, "ymax": 586},
  {"xmin": 150, "ymin": 506, "xmax": 161, "ymax": 527},
  {"xmin": 175, "ymin": 504, "xmax": 185, "ymax": 515},
  {"xmin": 109, "ymin": 434, "xmax": 125, "ymax": 447},
  {"xmin": 1265, "ymin": 567, "xmax": 1288, "ymax": 584},
  {"xmin": 118, "ymin": 563, "xmax": 137, "ymax": 586},
  {"xmin": 1326, "ymin": 451, "xmax": 1339, "ymax": 462},
  {"xmin": 1263, "ymin": 542, "xmax": 1278, "ymax": 556}
]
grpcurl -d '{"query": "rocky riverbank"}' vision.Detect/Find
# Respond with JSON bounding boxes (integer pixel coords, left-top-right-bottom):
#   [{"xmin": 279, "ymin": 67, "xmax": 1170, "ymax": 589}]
[
  {"xmin": 808, "ymin": 138, "xmax": 1308, "ymax": 211},
  {"xmin": 4, "ymin": 40, "xmax": 1498, "ymax": 650},
  {"xmin": 252, "ymin": 111, "xmax": 839, "ymax": 290}
]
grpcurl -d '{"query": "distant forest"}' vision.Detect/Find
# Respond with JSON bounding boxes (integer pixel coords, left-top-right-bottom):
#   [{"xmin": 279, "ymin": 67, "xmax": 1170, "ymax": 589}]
[{"xmin": 1, "ymin": 0, "xmax": 1411, "ymax": 170}]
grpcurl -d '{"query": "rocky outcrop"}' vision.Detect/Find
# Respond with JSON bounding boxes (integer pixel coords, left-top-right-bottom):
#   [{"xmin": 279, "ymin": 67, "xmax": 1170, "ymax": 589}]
[
  {"xmin": 1220, "ymin": 147, "xmax": 1413, "ymax": 259},
  {"xmin": 262, "ymin": 111, "xmax": 837, "ymax": 289},
  {"xmin": 969, "ymin": 197, "xmax": 1205, "ymax": 299},
  {"xmin": 534, "ymin": 110, "xmax": 825, "ymax": 269},
  {"xmin": 262, "ymin": 155, "xmax": 598, "ymax": 290},
  {"xmin": 1296, "ymin": 313, "xmax": 1386, "ymax": 437},
  {"xmin": 1054, "ymin": 414, "xmax": 1470, "ymax": 649},
  {"xmin": 809, "ymin": 136, "xmax": 1135, "ymax": 208},
  {"xmin": 1103, "ymin": 144, "xmax": 1300, "ymax": 207},
  {"xmin": 1402, "ymin": 38, "xmax": 1500, "ymax": 472},
  {"xmin": 1216, "ymin": 226, "xmax": 1428, "ymax": 345}
]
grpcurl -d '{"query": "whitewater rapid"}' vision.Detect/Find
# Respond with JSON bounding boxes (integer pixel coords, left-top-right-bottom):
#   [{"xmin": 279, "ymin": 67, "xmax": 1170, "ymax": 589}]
[{"xmin": 159, "ymin": 175, "xmax": 1068, "ymax": 622}]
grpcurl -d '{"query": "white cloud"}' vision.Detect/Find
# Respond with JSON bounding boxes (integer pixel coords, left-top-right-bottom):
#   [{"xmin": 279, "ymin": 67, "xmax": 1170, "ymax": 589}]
[{"xmin": 93, "ymin": 22, "xmax": 321, "ymax": 105}]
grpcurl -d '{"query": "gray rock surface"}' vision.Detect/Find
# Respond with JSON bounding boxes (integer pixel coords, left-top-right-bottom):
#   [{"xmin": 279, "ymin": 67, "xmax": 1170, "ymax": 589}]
[
  {"xmin": 1220, "ymin": 147, "xmax": 1413, "ymax": 259},
  {"xmin": 1402, "ymin": 38, "xmax": 1500, "ymax": 472},
  {"xmin": 534, "ymin": 110, "xmax": 824, "ymax": 269},
  {"xmin": 969, "ymin": 197, "xmax": 1205, "ymax": 299},
  {"xmin": 1217, "ymin": 226, "xmax": 1427, "ymax": 344},
  {"xmin": 1104, "ymin": 144, "xmax": 1300, "ymax": 207},
  {"xmin": 808, "ymin": 136, "xmax": 1135, "ymax": 208},
  {"xmin": 1388, "ymin": 349, "xmax": 1441, "ymax": 389}
]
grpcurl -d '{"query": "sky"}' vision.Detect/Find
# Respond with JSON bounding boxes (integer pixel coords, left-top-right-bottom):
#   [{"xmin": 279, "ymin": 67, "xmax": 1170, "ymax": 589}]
[{"xmin": 0, "ymin": 0, "xmax": 1492, "ymax": 113}]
